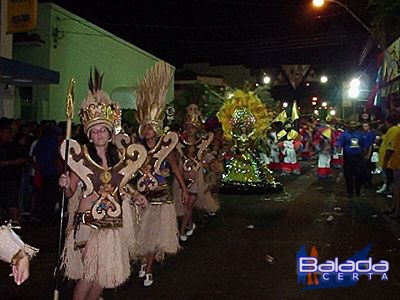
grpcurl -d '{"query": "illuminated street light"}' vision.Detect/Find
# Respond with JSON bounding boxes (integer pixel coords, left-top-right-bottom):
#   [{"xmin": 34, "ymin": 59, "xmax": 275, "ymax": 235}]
[
  {"xmin": 312, "ymin": 96, "xmax": 318, "ymax": 101},
  {"xmin": 312, "ymin": 0, "xmax": 325, "ymax": 7},
  {"xmin": 348, "ymin": 78, "xmax": 361, "ymax": 98},
  {"xmin": 283, "ymin": 102, "xmax": 288, "ymax": 108},
  {"xmin": 350, "ymin": 78, "xmax": 360, "ymax": 88},
  {"xmin": 312, "ymin": 101, "xmax": 317, "ymax": 106},
  {"xmin": 314, "ymin": 109, "xmax": 319, "ymax": 115},
  {"xmin": 330, "ymin": 110, "xmax": 336, "ymax": 116},
  {"xmin": 348, "ymin": 88, "xmax": 360, "ymax": 98},
  {"xmin": 322, "ymin": 101, "xmax": 328, "ymax": 107},
  {"xmin": 320, "ymin": 75, "xmax": 328, "ymax": 83},
  {"xmin": 263, "ymin": 75, "xmax": 271, "ymax": 84},
  {"xmin": 312, "ymin": 0, "xmax": 381, "ymax": 48}
]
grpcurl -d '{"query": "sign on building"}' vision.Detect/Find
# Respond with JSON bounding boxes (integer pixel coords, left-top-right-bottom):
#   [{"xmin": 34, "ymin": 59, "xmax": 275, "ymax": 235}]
[{"xmin": 7, "ymin": 0, "xmax": 37, "ymax": 34}]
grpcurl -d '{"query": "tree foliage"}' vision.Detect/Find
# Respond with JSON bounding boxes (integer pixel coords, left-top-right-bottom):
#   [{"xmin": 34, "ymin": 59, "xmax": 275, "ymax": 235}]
[{"xmin": 368, "ymin": 0, "xmax": 400, "ymax": 47}]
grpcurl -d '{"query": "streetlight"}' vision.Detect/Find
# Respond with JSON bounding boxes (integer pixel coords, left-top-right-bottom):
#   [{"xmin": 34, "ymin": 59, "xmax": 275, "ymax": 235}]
[
  {"xmin": 312, "ymin": 0, "xmax": 381, "ymax": 48},
  {"xmin": 322, "ymin": 101, "xmax": 328, "ymax": 107},
  {"xmin": 348, "ymin": 78, "xmax": 360, "ymax": 98},
  {"xmin": 283, "ymin": 102, "xmax": 288, "ymax": 108},
  {"xmin": 320, "ymin": 75, "xmax": 328, "ymax": 83},
  {"xmin": 263, "ymin": 75, "xmax": 271, "ymax": 84}
]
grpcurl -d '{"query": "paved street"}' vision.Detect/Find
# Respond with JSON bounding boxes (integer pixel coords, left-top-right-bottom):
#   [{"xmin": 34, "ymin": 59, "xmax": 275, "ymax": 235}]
[{"xmin": 1, "ymin": 162, "xmax": 400, "ymax": 299}]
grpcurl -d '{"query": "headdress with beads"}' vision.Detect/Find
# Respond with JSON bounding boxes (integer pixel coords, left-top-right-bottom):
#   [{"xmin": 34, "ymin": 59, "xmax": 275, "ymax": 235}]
[
  {"xmin": 79, "ymin": 69, "xmax": 121, "ymax": 137},
  {"xmin": 136, "ymin": 61, "xmax": 174, "ymax": 137},
  {"xmin": 184, "ymin": 103, "xmax": 202, "ymax": 129}
]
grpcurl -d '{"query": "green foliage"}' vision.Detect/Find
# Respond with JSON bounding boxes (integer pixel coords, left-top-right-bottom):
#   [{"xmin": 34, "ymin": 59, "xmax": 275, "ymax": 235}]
[
  {"xmin": 171, "ymin": 82, "xmax": 226, "ymax": 124},
  {"xmin": 368, "ymin": 0, "xmax": 400, "ymax": 46}
]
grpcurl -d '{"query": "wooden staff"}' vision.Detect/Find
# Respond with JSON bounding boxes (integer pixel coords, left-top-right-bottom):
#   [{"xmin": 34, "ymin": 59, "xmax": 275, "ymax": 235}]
[{"xmin": 53, "ymin": 78, "xmax": 75, "ymax": 300}]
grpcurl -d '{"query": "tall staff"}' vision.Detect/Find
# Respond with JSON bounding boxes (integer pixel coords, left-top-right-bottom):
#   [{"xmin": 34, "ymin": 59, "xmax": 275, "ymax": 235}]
[{"xmin": 53, "ymin": 78, "xmax": 75, "ymax": 300}]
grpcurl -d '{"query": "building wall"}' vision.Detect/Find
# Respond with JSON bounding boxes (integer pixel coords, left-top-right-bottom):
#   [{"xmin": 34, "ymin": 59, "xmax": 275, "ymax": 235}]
[
  {"xmin": 0, "ymin": 0, "xmax": 14, "ymax": 117},
  {"xmin": 13, "ymin": 3, "xmax": 173, "ymax": 122},
  {"xmin": 182, "ymin": 63, "xmax": 256, "ymax": 88}
]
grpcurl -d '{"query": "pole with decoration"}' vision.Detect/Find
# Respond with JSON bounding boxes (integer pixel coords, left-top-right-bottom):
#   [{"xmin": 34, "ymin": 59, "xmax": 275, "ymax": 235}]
[{"xmin": 53, "ymin": 78, "xmax": 75, "ymax": 300}]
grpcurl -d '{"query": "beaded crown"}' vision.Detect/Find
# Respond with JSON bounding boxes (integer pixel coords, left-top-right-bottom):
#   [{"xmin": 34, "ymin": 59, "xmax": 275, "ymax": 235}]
[{"xmin": 79, "ymin": 69, "xmax": 121, "ymax": 136}]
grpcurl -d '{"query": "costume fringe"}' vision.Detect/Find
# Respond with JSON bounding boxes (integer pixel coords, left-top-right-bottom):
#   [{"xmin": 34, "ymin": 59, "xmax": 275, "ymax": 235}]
[
  {"xmin": 60, "ymin": 185, "xmax": 137, "ymax": 288},
  {"xmin": 136, "ymin": 204, "xmax": 179, "ymax": 261}
]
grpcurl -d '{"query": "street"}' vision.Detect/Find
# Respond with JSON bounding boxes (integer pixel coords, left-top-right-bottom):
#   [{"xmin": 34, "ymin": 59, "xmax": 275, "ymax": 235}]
[{"xmin": 1, "ymin": 162, "xmax": 400, "ymax": 299}]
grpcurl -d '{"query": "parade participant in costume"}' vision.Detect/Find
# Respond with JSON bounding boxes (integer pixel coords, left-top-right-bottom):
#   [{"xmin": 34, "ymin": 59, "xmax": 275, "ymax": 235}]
[
  {"xmin": 267, "ymin": 123, "xmax": 281, "ymax": 171},
  {"xmin": 277, "ymin": 120, "xmax": 302, "ymax": 175},
  {"xmin": 299, "ymin": 123, "xmax": 314, "ymax": 160},
  {"xmin": 58, "ymin": 70, "xmax": 147, "ymax": 300},
  {"xmin": 218, "ymin": 90, "xmax": 281, "ymax": 193},
  {"xmin": 203, "ymin": 117, "xmax": 226, "ymax": 195},
  {"xmin": 331, "ymin": 125, "xmax": 344, "ymax": 169},
  {"xmin": 0, "ymin": 223, "xmax": 38, "ymax": 285},
  {"xmin": 174, "ymin": 104, "xmax": 219, "ymax": 242},
  {"xmin": 133, "ymin": 61, "xmax": 189, "ymax": 287},
  {"xmin": 313, "ymin": 123, "xmax": 334, "ymax": 179}
]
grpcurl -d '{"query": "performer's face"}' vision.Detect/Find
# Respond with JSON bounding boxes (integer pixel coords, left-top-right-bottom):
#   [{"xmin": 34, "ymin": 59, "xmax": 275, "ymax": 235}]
[
  {"xmin": 185, "ymin": 123, "xmax": 198, "ymax": 137},
  {"xmin": 90, "ymin": 125, "xmax": 110, "ymax": 146},
  {"xmin": 143, "ymin": 125, "xmax": 156, "ymax": 140}
]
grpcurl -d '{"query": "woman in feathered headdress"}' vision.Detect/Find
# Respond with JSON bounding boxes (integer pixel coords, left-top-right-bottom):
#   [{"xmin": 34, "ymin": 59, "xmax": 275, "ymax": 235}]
[
  {"xmin": 173, "ymin": 104, "xmax": 219, "ymax": 242},
  {"xmin": 133, "ymin": 61, "xmax": 189, "ymax": 287},
  {"xmin": 58, "ymin": 69, "xmax": 147, "ymax": 298}
]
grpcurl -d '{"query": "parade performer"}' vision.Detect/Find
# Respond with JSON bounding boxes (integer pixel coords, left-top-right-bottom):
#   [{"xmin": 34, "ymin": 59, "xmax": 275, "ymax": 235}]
[
  {"xmin": 58, "ymin": 70, "xmax": 147, "ymax": 299},
  {"xmin": 277, "ymin": 120, "xmax": 302, "ymax": 175},
  {"xmin": 174, "ymin": 104, "xmax": 219, "ymax": 242},
  {"xmin": 133, "ymin": 61, "xmax": 189, "ymax": 287},
  {"xmin": 204, "ymin": 117, "xmax": 226, "ymax": 195},
  {"xmin": 331, "ymin": 125, "xmax": 344, "ymax": 169},
  {"xmin": 267, "ymin": 123, "xmax": 281, "ymax": 171},
  {"xmin": 313, "ymin": 123, "xmax": 334, "ymax": 179},
  {"xmin": 0, "ymin": 223, "xmax": 38, "ymax": 285},
  {"xmin": 299, "ymin": 123, "xmax": 314, "ymax": 160},
  {"xmin": 217, "ymin": 90, "xmax": 282, "ymax": 193}
]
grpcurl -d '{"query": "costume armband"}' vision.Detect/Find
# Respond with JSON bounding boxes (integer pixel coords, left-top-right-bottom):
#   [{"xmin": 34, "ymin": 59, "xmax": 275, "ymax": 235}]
[{"xmin": 0, "ymin": 224, "xmax": 39, "ymax": 264}]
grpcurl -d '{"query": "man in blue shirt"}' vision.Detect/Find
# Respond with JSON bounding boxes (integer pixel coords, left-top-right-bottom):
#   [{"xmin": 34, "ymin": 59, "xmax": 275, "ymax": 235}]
[
  {"xmin": 338, "ymin": 121, "xmax": 365, "ymax": 198},
  {"xmin": 361, "ymin": 122, "xmax": 376, "ymax": 186}
]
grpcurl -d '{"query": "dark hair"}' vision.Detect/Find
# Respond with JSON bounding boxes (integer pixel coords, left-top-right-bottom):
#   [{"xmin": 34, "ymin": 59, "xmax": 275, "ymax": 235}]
[{"xmin": 87, "ymin": 142, "xmax": 120, "ymax": 167}]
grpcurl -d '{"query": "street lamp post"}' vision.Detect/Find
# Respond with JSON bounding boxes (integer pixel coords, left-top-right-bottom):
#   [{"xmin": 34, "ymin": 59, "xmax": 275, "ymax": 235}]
[{"xmin": 312, "ymin": 0, "xmax": 381, "ymax": 48}]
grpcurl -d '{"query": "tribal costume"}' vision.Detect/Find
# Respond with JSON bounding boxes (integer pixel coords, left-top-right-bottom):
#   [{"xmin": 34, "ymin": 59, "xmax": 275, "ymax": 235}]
[
  {"xmin": 133, "ymin": 61, "xmax": 180, "ymax": 261},
  {"xmin": 60, "ymin": 71, "xmax": 146, "ymax": 288},
  {"xmin": 174, "ymin": 105, "xmax": 220, "ymax": 217}
]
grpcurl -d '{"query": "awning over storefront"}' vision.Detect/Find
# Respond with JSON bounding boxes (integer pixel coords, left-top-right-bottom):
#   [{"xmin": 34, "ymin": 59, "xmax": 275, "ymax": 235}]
[{"xmin": 0, "ymin": 56, "xmax": 59, "ymax": 85}]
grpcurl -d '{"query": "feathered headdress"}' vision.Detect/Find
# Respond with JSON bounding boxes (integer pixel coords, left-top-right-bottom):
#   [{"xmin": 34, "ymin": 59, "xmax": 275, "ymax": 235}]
[
  {"xmin": 136, "ymin": 61, "xmax": 174, "ymax": 137},
  {"xmin": 79, "ymin": 68, "xmax": 121, "ymax": 136},
  {"xmin": 217, "ymin": 90, "xmax": 272, "ymax": 141},
  {"xmin": 184, "ymin": 103, "xmax": 202, "ymax": 128}
]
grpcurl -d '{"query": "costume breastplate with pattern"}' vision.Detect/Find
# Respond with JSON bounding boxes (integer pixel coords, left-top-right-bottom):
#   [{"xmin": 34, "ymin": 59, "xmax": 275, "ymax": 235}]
[
  {"xmin": 136, "ymin": 132, "xmax": 179, "ymax": 196},
  {"xmin": 176, "ymin": 132, "xmax": 214, "ymax": 172},
  {"xmin": 60, "ymin": 135, "xmax": 147, "ymax": 227}
]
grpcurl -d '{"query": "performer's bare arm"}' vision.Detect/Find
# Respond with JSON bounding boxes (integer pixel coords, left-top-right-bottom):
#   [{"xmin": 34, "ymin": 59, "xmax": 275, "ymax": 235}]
[
  {"xmin": 167, "ymin": 151, "xmax": 189, "ymax": 203},
  {"xmin": 58, "ymin": 171, "xmax": 80, "ymax": 198}
]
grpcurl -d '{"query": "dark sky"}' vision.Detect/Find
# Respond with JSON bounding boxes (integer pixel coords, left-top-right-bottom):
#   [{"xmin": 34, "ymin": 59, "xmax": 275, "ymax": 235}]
[{"xmin": 42, "ymin": 0, "xmax": 373, "ymax": 72}]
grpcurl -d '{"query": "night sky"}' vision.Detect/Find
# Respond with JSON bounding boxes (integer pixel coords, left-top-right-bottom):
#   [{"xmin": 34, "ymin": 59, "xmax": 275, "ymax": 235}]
[{"xmin": 41, "ymin": 0, "xmax": 373, "ymax": 72}]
